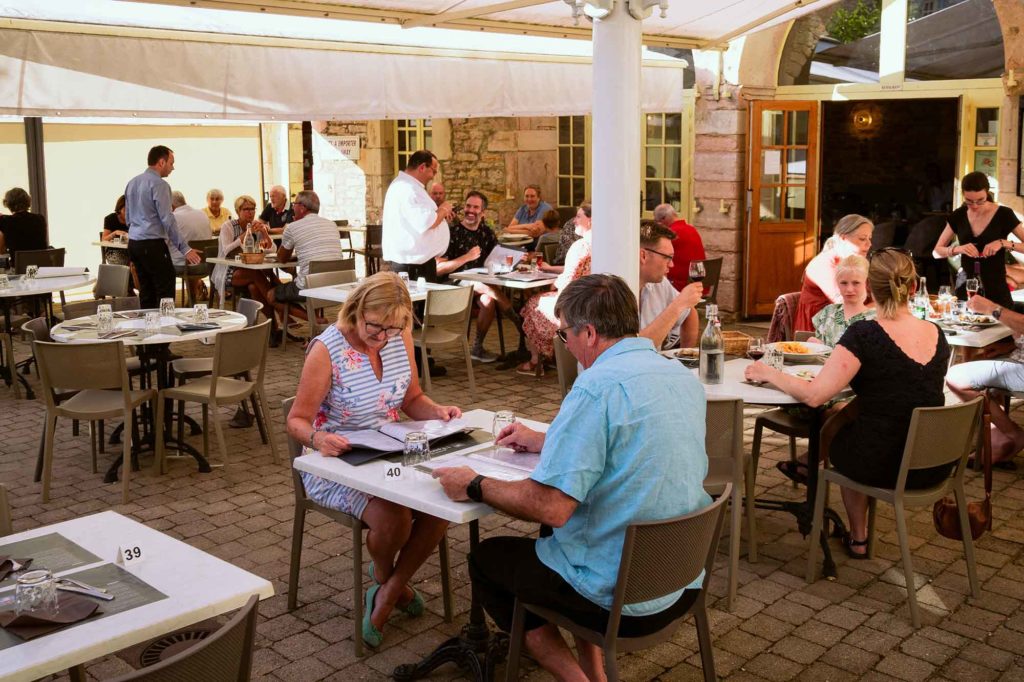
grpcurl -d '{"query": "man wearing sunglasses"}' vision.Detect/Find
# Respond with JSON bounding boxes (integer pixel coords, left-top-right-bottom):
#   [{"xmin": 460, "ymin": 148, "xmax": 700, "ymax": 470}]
[
  {"xmin": 639, "ymin": 222, "xmax": 704, "ymax": 349},
  {"xmin": 433, "ymin": 274, "xmax": 709, "ymax": 680}
]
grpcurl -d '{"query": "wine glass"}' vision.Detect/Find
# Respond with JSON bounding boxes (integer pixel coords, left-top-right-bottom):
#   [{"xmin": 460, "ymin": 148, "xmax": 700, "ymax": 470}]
[
  {"xmin": 159, "ymin": 297, "xmax": 175, "ymax": 319},
  {"xmin": 491, "ymin": 410, "xmax": 515, "ymax": 455},
  {"xmin": 747, "ymin": 337, "xmax": 765, "ymax": 361},
  {"xmin": 965, "ymin": 278, "xmax": 979, "ymax": 301},
  {"xmin": 688, "ymin": 261, "xmax": 706, "ymax": 284}
]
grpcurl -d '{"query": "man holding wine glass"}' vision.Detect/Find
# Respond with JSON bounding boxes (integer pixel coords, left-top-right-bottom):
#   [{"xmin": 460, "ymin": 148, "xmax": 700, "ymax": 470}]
[{"xmin": 637, "ymin": 222, "xmax": 703, "ymax": 349}]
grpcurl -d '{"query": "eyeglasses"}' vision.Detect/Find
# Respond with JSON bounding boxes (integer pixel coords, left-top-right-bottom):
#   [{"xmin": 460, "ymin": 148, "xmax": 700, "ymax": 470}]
[
  {"xmin": 555, "ymin": 326, "xmax": 572, "ymax": 343},
  {"xmin": 964, "ymin": 198, "xmax": 987, "ymax": 207},
  {"xmin": 642, "ymin": 247, "xmax": 674, "ymax": 263},
  {"xmin": 364, "ymin": 321, "xmax": 404, "ymax": 338},
  {"xmin": 868, "ymin": 246, "xmax": 912, "ymax": 260}
]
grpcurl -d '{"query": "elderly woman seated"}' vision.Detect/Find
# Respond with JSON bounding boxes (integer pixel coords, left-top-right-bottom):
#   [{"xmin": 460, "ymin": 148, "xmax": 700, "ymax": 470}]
[{"xmin": 286, "ymin": 272, "xmax": 461, "ymax": 647}]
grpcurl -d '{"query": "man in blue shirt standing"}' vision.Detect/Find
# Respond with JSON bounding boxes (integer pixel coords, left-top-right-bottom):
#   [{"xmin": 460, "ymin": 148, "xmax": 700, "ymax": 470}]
[
  {"xmin": 434, "ymin": 274, "xmax": 710, "ymax": 680},
  {"xmin": 125, "ymin": 145, "xmax": 200, "ymax": 308}
]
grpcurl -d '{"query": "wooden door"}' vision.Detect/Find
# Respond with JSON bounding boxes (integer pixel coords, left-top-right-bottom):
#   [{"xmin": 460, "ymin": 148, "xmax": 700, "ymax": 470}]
[{"xmin": 744, "ymin": 101, "xmax": 819, "ymax": 317}]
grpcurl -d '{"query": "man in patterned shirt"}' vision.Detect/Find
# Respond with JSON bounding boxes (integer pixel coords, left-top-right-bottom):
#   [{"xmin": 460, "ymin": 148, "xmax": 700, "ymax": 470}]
[{"xmin": 436, "ymin": 190, "xmax": 515, "ymax": 363}]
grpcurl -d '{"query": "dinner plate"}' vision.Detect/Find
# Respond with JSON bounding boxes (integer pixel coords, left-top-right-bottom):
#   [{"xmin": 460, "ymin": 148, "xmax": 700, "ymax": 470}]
[
  {"xmin": 659, "ymin": 348, "xmax": 699, "ymax": 367},
  {"xmin": 959, "ymin": 315, "xmax": 998, "ymax": 327},
  {"xmin": 766, "ymin": 341, "xmax": 831, "ymax": 363},
  {"xmin": 784, "ymin": 365, "xmax": 821, "ymax": 381}
]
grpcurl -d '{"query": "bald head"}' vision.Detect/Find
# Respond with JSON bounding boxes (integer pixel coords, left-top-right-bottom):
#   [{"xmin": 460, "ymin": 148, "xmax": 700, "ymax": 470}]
[
  {"xmin": 653, "ymin": 203, "xmax": 677, "ymax": 228},
  {"xmin": 429, "ymin": 183, "xmax": 446, "ymax": 206}
]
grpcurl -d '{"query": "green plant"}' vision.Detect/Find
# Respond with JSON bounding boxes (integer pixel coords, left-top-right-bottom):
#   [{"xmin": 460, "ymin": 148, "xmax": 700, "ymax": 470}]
[{"xmin": 826, "ymin": 0, "xmax": 882, "ymax": 43}]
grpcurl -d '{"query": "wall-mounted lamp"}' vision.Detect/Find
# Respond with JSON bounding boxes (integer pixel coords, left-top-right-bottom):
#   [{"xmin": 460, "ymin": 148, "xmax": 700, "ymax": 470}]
[{"xmin": 693, "ymin": 198, "xmax": 703, "ymax": 214}]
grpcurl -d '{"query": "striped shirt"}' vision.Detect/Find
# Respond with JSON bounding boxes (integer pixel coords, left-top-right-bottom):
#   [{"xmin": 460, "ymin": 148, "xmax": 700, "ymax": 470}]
[
  {"xmin": 299, "ymin": 324, "xmax": 412, "ymax": 516},
  {"xmin": 281, "ymin": 213, "xmax": 344, "ymax": 288}
]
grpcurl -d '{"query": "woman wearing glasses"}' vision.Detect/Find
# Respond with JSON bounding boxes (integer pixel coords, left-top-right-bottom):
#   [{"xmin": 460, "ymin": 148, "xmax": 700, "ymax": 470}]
[
  {"xmin": 286, "ymin": 272, "xmax": 460, "ymax": 648},
  {"xmin": 932, "ymin": 171, "xmax": 1024, "ymax": 309},
  {"xmin": 747, "ymin": 249, "xmax": 950, "ymax": 558},
  {"xmin": 794, "ymin": 214, "xmax": 874, "ymax": 332}
]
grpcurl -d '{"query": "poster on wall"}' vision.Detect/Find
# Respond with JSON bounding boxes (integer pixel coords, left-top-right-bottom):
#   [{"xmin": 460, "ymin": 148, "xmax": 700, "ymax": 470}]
[{"xmin": 974, "ymin": 150, "xmax": 997, "ymax": 180}]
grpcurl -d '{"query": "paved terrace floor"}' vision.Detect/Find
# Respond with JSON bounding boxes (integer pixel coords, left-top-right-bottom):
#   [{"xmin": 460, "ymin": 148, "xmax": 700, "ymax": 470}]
[{"xmin": 3, "ymin": 320, "xmax": 1024, "ymax": 682}]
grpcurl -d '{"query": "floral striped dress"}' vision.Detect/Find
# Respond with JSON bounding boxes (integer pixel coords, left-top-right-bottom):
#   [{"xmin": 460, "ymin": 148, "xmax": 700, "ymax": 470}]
[{"xmin": 299, "ymin": 324, "xmax": 412, "ymax": 517}]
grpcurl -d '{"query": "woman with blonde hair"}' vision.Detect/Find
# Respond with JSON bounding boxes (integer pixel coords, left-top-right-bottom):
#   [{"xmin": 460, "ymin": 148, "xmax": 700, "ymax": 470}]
[
  {"xmin": 287, "ymin": 272, "xmax": 460, "ymax": 647},
  {"xmin": 747, "ymin": 249, "xmax": 951, "ymax": 558},
  {"xmin": 809, "ymin": 254, "xmax": 875, "ymax": 347},
  {"xmin": 794, "ymin": 214, "xmax": 874, "ymax": 331},
  {"xmin": 211, "ymin": 195, "xmax": 278, "ymax": 337}
]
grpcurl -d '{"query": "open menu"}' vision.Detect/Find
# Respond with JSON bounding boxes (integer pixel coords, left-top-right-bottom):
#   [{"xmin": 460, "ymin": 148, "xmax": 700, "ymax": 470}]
[
  {"xmin": 336, "ymin": 419, "xmax": 474, "ymax": 464},
  {"xmin": 416, "ymin": 447, "xmax": 541, "ymax": 481}
]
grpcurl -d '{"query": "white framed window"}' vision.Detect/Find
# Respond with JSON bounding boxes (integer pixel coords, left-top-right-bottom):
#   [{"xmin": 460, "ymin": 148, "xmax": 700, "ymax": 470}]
[
  {"xmin": 394, "ymin": 119, "xmax": 433, "ymax": 172},
  {"xmin": 557, "ymin": 115, "xmax": 588, "ymax": 208}
]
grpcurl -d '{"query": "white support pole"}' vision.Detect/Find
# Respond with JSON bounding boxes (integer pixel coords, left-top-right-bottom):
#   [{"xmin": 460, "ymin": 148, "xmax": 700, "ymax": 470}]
[{"xmin": 590, "ymin": 2, "xmax": 642, "ymax": 294}]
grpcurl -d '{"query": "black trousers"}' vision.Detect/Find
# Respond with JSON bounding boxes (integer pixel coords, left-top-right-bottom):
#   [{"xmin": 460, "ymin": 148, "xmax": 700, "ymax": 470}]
[
  {"xmin": 469, "ymin": 536, "xmax": 698, "ymax": 635},
  {"xmin": 385, "ymin": 259, "xmax": 439, "ymax": 284},
  {"xmin": 128, "ymin": 238, "xmax": 176, "ymax": 309}
]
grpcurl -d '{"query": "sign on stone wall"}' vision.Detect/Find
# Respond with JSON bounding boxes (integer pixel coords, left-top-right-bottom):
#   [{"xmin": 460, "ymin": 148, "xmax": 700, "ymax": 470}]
[{"xmin": 326, "ymin": 135, "xmax": 360, "ymax": 161}]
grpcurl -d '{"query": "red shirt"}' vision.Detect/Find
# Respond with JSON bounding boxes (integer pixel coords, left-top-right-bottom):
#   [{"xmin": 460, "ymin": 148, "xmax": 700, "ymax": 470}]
[{"xmin": 666, "ymin": 219, "xmax": 706, "ymax": 290}]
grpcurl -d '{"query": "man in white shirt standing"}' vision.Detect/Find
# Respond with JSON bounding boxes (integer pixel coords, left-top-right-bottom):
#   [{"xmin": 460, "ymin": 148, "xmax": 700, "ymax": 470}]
[
  {"xmin": 382, "ymin": 150, "xmax": 452, "ymax": 283},
  {"xmin": 170, "ymin": 190, "xmax": 212, "ymax": 302},
  {"xmin": 638, "ymin": 222, "xmax": 703, "ymax": 349}
]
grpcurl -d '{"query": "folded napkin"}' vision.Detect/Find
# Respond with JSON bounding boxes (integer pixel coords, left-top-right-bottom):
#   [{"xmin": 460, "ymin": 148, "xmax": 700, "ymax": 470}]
[
  {"xmin": 99, "ymin": 330, "xmax": 136, "ymax": 340},
  {"xmin": 0, "ymin": 557, "xmax": 31, "ymax": 582},
  {"xmin": 0, "ymin": 592, "xmax": 101, "ymax": 640},
  {"xmin": 61, "ymin": 324, "xmax": 96, "ymax": 332},
  {"xmin": 176, "ymin": 323, "xmax": 219, "ymax": 332}
]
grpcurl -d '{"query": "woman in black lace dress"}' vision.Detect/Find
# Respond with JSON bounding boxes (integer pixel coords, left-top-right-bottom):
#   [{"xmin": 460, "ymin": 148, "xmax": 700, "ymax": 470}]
[{"xmin": 746, "ymin": 249, "xmax": 950, "ymax": 558}]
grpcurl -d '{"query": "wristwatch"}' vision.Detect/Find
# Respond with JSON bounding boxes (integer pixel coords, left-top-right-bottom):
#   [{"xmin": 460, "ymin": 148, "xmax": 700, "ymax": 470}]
[
  {"xmin": 466, "ymin": 474, "xmax": 487, "ymax": 502},
  {"xmin": 993, "ymin": 307, "xmax": 1003, "ymax": 320}
]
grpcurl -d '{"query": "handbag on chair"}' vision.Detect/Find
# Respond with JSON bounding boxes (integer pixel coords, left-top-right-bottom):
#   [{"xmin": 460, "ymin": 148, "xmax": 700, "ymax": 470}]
[{"xmin": 932, "ymin": 402, "xmax": 992, "ymax": 541}]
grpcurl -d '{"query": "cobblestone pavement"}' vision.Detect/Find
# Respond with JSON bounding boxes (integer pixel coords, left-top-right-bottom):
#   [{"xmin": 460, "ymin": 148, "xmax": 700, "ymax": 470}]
[{"xmin": 3, "ymin": 322, "xmax": 1024, "ymax": 682}]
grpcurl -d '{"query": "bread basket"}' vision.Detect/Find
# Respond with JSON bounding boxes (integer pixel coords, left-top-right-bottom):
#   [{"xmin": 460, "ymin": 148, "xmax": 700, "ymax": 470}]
[{"xmin": 240, "ymin": 252, "xmax": 266, "ymax": 265}]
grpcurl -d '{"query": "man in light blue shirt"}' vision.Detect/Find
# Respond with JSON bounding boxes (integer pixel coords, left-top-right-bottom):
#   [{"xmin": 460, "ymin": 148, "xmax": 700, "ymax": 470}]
[
  {"xmin": 434, "ymin": 274, "xmax": 710, "ymax": 679},
  {"xmin": 125, "ymin": 145, "xmax": 200, "ymax": 308},
  {"xmin": 504, "ymin": 184, "xmax": 553, "ymax": 244}
]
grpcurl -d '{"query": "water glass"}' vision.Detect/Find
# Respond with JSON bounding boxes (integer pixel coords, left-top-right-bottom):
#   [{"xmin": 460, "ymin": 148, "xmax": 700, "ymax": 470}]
[
  {"xmin": 402, "ymin": 431, "xmax": 430, "ymax": 468},
  {"xmin": 24, "ymin": 265, "xmax": 38, "ymax": 280},
  {"xmin": 416, "ymin": 277, "xmax": 427, "ymax": 291},
  {"xmin": 763, "ymin": 347, "xmax": 784, "ymax": 371},
  {"xmin": 145, "ymin": 311, "xmax": 161, "ymax": 336},
  {"xmin": 486, "ymin": 261, "xmax": 499, "ymax": 276},
  {"xmin": 97, "ymin": 304, "xmax": 114, "ymax": 334},
  {"xmin": 192, "ymin": 304, "xmax": 209, "ymax": 323},
  {"xmin": 159, "ymin": 298, "xmax": 175, "ymax": 318},
  {"xmin": 492, "ymin": 410, "xmax": 515, "ymax": 453},
  {"xmin": 15, "ymin": 569, "xmax": 59, "ymax": 615},
  {"xmin": 0, "ymin": 273, "xmax": 9, "ymax": 290}
]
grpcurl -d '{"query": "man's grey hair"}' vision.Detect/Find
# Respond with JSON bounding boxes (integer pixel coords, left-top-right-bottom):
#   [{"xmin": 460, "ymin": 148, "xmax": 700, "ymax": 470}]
[
  {"xmin": 653, "ymin": 203, "xmax": 677, "ymax": 225},
  {"xmin": 555, "ymin": 274, "xmax": 639, "ymax": 340},
  {"xmin": 170, "ymin": 191, "xmax": 187, "ymax": 209},
  {"xmin": 293, "ymin": 190, "xmax": 320, "ymax": 213},
  {"xmin": 206, "ymin": 188, "xmax": 224, "ymax": 201}
]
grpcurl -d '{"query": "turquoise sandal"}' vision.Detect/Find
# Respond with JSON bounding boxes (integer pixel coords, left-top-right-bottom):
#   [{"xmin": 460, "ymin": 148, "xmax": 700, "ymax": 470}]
[
  {"xmin": 368, "ymin": 562, "xmax": 425, "ymax": 617},
  {"xmin": 361, "ymin": 584, "xmax": 383, "ymax": 648}
]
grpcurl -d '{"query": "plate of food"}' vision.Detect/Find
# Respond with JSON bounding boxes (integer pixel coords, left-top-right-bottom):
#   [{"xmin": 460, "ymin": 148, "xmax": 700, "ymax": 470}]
[
  {"xmin": 784, "ymin": 366, "xmax": 821, "ymax": 381},
  {"xmin": 661, "ymin": 347, "xmax": 699, "ymax": 366},
  {"xmin": 766, "ymin": 341, "xmax": 831, "ymax": 362},
  {"xmin": 961, "ymin": 313, "xmax": 998, "ymax": 326}
]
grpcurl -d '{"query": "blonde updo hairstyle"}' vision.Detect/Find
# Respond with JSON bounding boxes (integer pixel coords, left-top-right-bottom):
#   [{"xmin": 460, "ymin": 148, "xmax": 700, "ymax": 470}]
[
  {"xmin": 338, "ymin": 272, "xmax": 413, "ymax": 331},
  {"xmin": 234, "ymin": 195, "xmax": 257, "ymax": 214},
  {"xmin": 867, "ymin": 250, "xmax": 917, "ymax": 319},
  {"xmin": 834, "ymin": 254, "xmax": 869, "ymax": 282}
]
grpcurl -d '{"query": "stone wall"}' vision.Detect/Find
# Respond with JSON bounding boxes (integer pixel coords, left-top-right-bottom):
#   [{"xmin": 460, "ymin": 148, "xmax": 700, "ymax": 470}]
[{"xmin": 313, "ymin": 117, "xmax": 558, "ymax": 228}]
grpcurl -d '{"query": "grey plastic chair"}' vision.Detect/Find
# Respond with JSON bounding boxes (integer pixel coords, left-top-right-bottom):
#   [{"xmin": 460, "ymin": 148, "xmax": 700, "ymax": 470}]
[
  {"xmin": 156, "ymin": 320, "xmax": 279, "ymax": 471},
  {"xmin": 308, "ymin": 258, "xmax": 357, "ymax": 275},
  {"xmin": 35, "ymin": 340, "xmax": 156, "ymax": 503},
  {"xmin": 94, "ymin": 263, "xmax": 131, "ymax": 299},
  {"xmin": 281, "ymin": 398, "xmax": 454, "ymax": 657},
  {"xmin": 304, "ymin": 270, "xmax": 357, "ymax": 340},
  {"xmin": 553, "ymin": 336, "xmax": 578, "ymax": 398},
  {"xmin": 807, "ymin": 397, "xmax": 983, "ymax": 628},
  {"xmin": 505, "ymin": 486, "xmax": 731, "ymax": 682},
  {"xmin": 180, "ymin": 238, "xmax": 219, "ymax": 306},
  {"xmin": 107, "ymin": 594, "xmax": 259, "ymax": 681},
  {"xmin": 704, "ymin": 397, "xmax": 756, "ymax": 610},
  {"xmin": 414, "ymin": 286, "xmax": 476, "ymax": 397}
]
